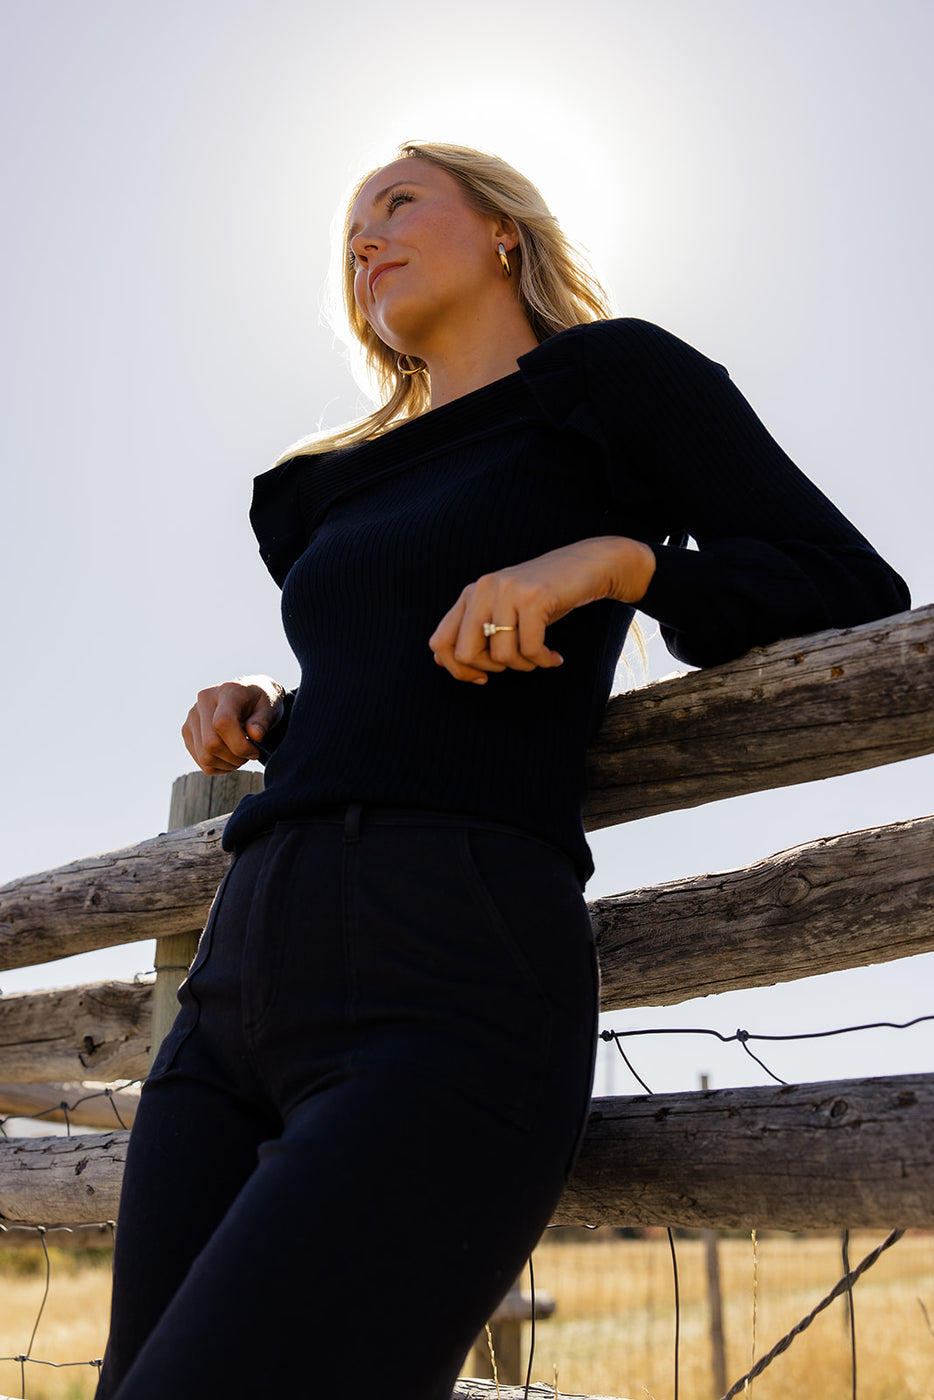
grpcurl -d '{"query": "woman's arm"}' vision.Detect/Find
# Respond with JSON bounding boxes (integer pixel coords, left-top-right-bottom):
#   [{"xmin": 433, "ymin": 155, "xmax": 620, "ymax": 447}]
[
  {"xmin": 182, "ymin": 675, "xmax": 290, "ymax": 773},
  {"xmin": 429, "ymin": 536, "xmax": 655, "ymax": 682},
  {"xmin": 584, "ymin": 318, "xmax": 910, "ymax": 667},
  {"xmin": 432, "ymin": 319, "xmax": 909, "ymax": 681}
]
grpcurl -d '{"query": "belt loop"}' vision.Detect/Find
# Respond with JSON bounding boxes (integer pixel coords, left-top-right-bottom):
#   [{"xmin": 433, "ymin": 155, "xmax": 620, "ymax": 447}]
[{"xmin": 343, "ymin": 802, "xmax": 364, "ymax": 843}]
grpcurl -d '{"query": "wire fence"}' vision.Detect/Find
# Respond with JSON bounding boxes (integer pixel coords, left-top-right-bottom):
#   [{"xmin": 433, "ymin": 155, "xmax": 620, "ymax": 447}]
[
  {"xmin": 589, "ymin": 1013, "xmax": 934, "ymax": 1400},
  {"xmin": 0, "ymin": 1082, "xmax": 141, "ymax": 1140},
  {"xmin": 2, "ymin": 1013, "xmax": 932, "ymax": 1400}
]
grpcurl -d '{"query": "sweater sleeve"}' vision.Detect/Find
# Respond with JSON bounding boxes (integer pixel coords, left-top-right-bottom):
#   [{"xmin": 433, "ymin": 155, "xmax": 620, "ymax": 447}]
[
  {"xmin": 582, "ymin": 319, "xmax": 910, "ymax": 667},
  {"xmin": 252, "ymin": 688, "xmax": 297, "ymax": 764}
]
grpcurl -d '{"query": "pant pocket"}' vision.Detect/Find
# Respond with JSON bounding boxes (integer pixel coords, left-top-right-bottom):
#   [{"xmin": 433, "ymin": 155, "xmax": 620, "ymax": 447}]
[{"xmin": 146, "ymin": 860, "xmax": 234, "ymax": 1080}]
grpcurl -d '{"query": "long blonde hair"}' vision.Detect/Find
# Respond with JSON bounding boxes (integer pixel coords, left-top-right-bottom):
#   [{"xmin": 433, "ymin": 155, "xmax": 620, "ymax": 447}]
[{"xmin": 279, "ymin": 142, "xmax": 613, "ymax": 461}]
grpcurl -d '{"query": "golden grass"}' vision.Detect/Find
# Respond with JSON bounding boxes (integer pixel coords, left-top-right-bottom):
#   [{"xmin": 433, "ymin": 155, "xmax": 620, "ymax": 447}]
[
  {"xmin": 515, "ymin": 1228, "xmax": 934, "ymax": 1399},
  {"xmin": 0, "ymin": 1250, "xmax": 111, "ymax": 1400},
  {"xmin": 1, "ymin": 1230, "xmax": 931, "ymax": 1398}
]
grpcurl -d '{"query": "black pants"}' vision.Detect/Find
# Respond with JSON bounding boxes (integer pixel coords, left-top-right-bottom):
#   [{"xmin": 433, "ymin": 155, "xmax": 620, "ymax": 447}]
[{"xmin": 98, "ymin": 808, "xmax": 599, "ymax": 1400}]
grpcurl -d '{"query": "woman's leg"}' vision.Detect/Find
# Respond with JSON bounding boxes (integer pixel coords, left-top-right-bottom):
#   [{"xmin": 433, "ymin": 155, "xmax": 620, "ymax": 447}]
[
  {"xmin": 97, "ymin": 1068, "xmax": 280, "ymax": 1395},
  {"xmin": 103, "ymin": 815, "xmax": 598, "ymax": 1400},
  {"xmin": 97, "ymin": 842, "xmax": 282, "ymax": 1398}
]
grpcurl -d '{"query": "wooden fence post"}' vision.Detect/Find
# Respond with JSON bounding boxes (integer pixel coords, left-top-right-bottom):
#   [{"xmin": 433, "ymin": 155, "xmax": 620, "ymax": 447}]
[{"xmin": 148, "ymin": 771, "xmax": 264, "ymax": 1069}]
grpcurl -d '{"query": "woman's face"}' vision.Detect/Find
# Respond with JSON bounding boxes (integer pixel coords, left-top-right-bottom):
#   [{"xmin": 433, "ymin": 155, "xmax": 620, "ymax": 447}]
[{"xmin": 348, "ymin": 158, "xmax": 509, "ymax": 356}]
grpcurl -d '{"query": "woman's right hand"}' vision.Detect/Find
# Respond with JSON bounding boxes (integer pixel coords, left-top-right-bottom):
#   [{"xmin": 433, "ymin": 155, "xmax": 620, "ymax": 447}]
[{"xmin": 182, "ymin": 676, "xmax": 285, "ymax": 774}]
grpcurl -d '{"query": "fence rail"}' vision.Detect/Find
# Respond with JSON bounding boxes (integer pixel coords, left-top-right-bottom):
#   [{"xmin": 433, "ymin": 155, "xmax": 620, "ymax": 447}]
[
  {"xmin": 585, "ymin": 603, "xmax": 934, "ymax": 823},
  {"xmin": 2, "ymin": 1072, "xmax": 930, "ymax": 1231},
  {"xmin": 3, "ymin": 810, "xmax": 933, "ymax": 1085}
]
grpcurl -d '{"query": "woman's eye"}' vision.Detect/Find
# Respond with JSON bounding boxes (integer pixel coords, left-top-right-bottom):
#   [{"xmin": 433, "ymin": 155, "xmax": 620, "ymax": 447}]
[{"xmin": 387, "ymin": 190, "xmax": 413, "ymax": 214}]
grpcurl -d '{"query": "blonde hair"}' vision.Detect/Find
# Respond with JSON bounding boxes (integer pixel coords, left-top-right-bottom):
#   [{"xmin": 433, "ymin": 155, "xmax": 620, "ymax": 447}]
[{"xmin": 278, "ymin": 141, "xmax": 613, "ymax": 461}]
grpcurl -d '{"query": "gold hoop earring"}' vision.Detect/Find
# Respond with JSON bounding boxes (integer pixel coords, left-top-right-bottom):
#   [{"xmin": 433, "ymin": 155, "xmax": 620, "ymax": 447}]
[
  {"xmin": 497, "ymin": 242, "xmax": 512, "ymax": 279},
  {"xmin": 397, "ymin": 353, "xmax": 426, "ymax": 376}
]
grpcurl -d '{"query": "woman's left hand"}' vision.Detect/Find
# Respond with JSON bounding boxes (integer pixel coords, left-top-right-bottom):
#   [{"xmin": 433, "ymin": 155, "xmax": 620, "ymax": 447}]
[{"xmin": 429, "ymin": 536, "xmax": 656, "ymax": 684}]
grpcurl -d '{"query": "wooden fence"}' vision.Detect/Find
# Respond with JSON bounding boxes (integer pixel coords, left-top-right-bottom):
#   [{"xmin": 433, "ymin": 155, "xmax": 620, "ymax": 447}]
[{"xmin": 1, "ymin": 605, "xmax": 933, "ymax": 1392}]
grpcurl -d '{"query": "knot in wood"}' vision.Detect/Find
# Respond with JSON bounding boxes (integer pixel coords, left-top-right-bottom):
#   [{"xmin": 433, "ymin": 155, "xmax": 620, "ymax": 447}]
[
  {"xmin": 829, "ymin": 1099, "xmax": 848, "ymax": 1119},
  {"xmin": 777, "ymin": 872, "xmax": 812, "ymax": 906}
]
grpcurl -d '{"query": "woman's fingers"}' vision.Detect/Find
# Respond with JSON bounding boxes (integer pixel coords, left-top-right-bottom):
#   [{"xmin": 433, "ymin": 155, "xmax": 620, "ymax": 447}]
[
  {"xmin": 429, "ymin": 595, "xmax": 492, "ymax": 683},
  {"xmin": 429, "ymin": 578, "xmax": 563, "ymax": 681},
  {"xmin": 182, "ymin": 678, "xmax": 284, "ymax": 773}
]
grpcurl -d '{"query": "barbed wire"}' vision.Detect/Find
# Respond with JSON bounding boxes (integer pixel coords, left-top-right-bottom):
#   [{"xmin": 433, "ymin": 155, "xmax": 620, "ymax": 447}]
[
  {"xmin": 599, "ymin": 1016, "xmax": 924, "ymax": 1399},
  {"xmin": 601, "ymin": 1011, "xmax": 934, "ymax": 1087},
  {"xmin": 0, "ymin": 1080, "xmax": 142, "ymax": 1139},
  {"xmin": 719, "ymin": 1228, "xmax": 906, "ymax": 1400}
]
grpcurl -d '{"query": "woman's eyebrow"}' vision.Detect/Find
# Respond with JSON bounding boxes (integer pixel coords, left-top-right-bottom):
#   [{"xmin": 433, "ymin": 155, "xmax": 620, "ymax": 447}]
[{"xmin": 348, "ymin": 182, "xmax": 419, "ymax": 240}]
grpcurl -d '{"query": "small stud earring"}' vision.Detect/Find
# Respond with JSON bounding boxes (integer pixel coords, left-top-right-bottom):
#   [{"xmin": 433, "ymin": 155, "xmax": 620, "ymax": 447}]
[{"xmin": 497, "ymin": 242, "xmax": 512, "ymax": 279}]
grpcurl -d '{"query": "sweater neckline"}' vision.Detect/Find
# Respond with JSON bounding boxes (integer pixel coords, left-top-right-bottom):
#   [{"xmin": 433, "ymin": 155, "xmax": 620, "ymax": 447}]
[{"xmin": 328, "ymin": 369, "xmax": 532, "ymax": 470}]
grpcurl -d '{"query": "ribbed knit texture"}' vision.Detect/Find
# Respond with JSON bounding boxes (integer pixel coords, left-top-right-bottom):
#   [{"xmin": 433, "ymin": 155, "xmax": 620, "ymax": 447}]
[{"xmin": 223, "ymin": 319, "xmax": 909, "ymax": 880}]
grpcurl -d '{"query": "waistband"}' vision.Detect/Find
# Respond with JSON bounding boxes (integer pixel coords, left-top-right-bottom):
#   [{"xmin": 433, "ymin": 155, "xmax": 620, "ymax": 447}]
[{"xmin": 234, "ymin": 803, "xmax": 571, "ymax": 859}]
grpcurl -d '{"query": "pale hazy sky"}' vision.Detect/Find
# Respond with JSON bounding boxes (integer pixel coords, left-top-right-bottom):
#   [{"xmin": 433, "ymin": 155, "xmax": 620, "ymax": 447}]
[{"xmin": 2, "ymin": 0, "xmax": 932, "ymax": 1093}]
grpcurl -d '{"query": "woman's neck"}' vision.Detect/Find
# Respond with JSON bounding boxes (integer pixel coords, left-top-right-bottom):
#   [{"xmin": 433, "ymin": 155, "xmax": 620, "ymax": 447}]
[{"xmin": 421, "ymin": 307, "xmax": 540, "ymax": 409}]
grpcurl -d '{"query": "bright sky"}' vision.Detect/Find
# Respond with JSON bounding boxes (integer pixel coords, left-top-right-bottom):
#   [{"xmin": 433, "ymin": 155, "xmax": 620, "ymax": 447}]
[{"xmin": 2, "ymin": 0, "xmax": 932, "ymax": 1094}]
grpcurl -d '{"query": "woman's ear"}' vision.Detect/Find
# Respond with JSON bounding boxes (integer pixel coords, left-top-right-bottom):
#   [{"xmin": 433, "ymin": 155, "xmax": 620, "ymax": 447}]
[{"xmin": 493, "ymin": 217, "xmax": 520, "ymax": 254}]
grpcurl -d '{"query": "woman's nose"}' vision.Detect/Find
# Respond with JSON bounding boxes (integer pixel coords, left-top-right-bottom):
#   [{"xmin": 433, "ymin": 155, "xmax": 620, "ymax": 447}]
[{"xmin": 350, "ymin": 229, "xmax": 383, "ymax": 264}]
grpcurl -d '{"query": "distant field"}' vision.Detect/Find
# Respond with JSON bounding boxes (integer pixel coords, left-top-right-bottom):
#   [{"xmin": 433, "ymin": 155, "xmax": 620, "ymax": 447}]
[
  {"xmin": 508, "ymin": 1228, "xmax": 934, "ymax": 1400},
  {"xmin": 0, "ymin": 1247, "xmax": 112, "ymax": 1400},
  {"xmin": 1, "ymin": 1229, "xmax": 931, "ymax": 1398}
]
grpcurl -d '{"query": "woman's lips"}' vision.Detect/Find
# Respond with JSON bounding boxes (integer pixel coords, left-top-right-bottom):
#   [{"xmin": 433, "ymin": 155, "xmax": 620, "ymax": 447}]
[{"xmin": 368, "ymin": 262, "xmax": 404, "ymax": 296}]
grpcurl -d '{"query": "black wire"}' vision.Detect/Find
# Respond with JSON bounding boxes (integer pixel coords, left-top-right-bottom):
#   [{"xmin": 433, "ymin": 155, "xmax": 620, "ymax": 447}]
[
  {"xmin": 25, "ymin": 1227, "xmax": 51, "ymax": 1360},
  {"xmin": 842, "ymin": 1230, "xmax": 857, "ymax": 1400},
  {"xmin": 667, "ymin": 1227, "xmax": 680, "ymax": 1400},
  {"xmin": 601, "ymin": 1012, "xmax": 934, "ymax": 1048},
  {"xmin": 610, "ymin": 1037, "xmax": 654, "ymax": 1093},
  {"xmin": 736, "ymin": 1038, "xmax": 789, "ymax": 1086},
  {"xmin": 524, "ymin": 1253, "xmax": 535, "ymax": 1399},
  {"xmin": 601, "ymin": 1013, "xmax": 934, "ymax": 1089},
  {"xmin": 105, "ymin": 1087, "xmax": 129, "ymax": 1130},
  {"xmin": 719, "ymin": 1229, "xmax": 904, "ymax": 1400}
]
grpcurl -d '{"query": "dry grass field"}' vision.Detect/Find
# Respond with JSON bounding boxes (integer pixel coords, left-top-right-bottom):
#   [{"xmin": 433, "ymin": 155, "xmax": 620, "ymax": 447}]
[
  {"xmin": 516, "ymin": 1228, "xmax": 934, "ymax": 1400},
  {"xmin": 0, "ymin": 1229, "xmax": 931, "ymax": 1398},
  {"xmin": 0, "ymin": 1246, "xmax": 111, "ymax": 1400}
]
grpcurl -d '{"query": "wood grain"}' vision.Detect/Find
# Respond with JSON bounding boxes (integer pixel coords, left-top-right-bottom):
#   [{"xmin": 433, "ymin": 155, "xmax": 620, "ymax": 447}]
[
  {"xmin": 584, "ymin": 604, "xmax": 934, "ymax": 826},
  {"xmin": 4, "ymin": 1074, "xmax": 930, "ymax": 1231}
]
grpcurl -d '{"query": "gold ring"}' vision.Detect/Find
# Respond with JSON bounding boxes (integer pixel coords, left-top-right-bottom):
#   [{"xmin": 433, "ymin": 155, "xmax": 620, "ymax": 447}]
[{"xmin": 483, "ymin": 623, "xmax": 517, "ymax": 637}]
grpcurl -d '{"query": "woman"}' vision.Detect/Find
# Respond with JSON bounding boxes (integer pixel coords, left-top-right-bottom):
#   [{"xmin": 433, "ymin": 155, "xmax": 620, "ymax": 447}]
[{"xmin": 99, "ymin": 143, "xmax": 909, "ymax": 1400}]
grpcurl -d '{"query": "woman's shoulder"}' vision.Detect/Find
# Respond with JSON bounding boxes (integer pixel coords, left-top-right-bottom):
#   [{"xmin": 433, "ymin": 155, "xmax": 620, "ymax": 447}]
[
  {"xmin": 529, "ymin": 317, "xmax": 728, "ymax": 376},
  {"xmin": 518, "ymin": 317, "xmax": 730, "ymax": 431}
]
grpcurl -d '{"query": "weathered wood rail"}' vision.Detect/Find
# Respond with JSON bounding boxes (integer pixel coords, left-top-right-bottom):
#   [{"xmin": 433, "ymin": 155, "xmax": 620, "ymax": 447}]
[
  {"xmin": 2, "ymin": 1073, "xmax": 930, "ymax": 1231},
  {"xmin": 1, "ymin": 609, "xmax": 932, "ymax": 1223},
  {"xmin": 585, "ymin": 603, "xmax": 934, "ymax": 823},
  {"xmin": 3, "ymin": 810, "xmax": 932, "ymax": 1085}
]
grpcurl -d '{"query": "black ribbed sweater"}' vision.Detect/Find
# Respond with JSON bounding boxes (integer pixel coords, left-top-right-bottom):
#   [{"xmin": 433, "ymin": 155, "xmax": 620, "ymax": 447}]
[{"xmin": 223, "ymin": 319, "xmax": 909, "ymax": 880}]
